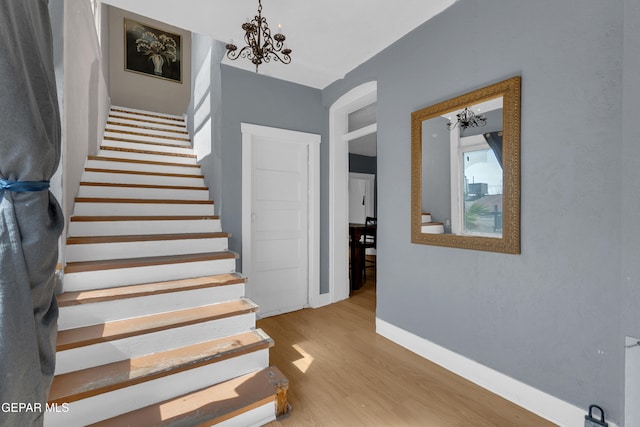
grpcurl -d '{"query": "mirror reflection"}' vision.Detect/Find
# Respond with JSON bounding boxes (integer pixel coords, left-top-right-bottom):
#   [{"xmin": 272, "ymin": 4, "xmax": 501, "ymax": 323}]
[{"xmin": 411, "ymin": 77, "xmax": 520, "ymax": 254}]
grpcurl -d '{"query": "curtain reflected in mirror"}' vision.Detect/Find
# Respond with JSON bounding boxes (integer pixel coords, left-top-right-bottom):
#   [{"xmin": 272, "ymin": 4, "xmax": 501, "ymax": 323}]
[{"xmin": 411, "ymin": 76, "xmax": 520, "ymax": 254}]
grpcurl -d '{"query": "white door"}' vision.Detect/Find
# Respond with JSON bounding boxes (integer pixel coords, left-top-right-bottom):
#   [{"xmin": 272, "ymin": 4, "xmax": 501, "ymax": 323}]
[
  {"xmin": 349, "ymin": 173, "xmax": 374, "ymax": 224},
  {"xmin": 242, "ymin": 124, "xmax": 321, "ymax": 316}
]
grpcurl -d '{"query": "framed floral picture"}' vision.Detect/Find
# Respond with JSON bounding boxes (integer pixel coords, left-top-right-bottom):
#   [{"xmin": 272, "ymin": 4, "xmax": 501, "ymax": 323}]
[{"xmin": 124, "ymin": 18, "xmax": 182, "ymax": 83}]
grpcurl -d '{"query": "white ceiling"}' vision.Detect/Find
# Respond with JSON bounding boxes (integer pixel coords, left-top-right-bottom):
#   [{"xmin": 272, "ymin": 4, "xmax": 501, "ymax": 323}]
[{"xmin": 102, "ymin": 0, "xmax": 456, "ymax": 89}]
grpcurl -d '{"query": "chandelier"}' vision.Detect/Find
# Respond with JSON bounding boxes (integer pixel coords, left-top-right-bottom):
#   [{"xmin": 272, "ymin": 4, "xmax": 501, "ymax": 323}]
[
  {"xmin": 225, "ymin": 0, "xmax": 292, "ymax": 72},
  {"xmin": 446, "ymin": 108, "xmax": 487, "ymax": 130}
]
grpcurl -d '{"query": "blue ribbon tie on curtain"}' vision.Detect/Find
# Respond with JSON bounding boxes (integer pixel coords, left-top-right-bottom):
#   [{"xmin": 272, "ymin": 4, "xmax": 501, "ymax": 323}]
[{"xmin": 0, "ymin": 179, "xmax": 50, "ymax": 203}]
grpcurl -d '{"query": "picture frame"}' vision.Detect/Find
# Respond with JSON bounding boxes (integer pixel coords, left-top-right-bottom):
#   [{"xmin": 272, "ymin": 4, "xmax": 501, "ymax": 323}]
[{"xmin": 124, "ymin": 18, "xmax": 182, "ymax": 83}]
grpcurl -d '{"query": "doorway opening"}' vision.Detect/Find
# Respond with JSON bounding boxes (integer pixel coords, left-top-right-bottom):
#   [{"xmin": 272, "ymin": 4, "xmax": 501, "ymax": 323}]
[{"xmin": 329, "ymin": 81, "xmax": 377, "ymax": 303}]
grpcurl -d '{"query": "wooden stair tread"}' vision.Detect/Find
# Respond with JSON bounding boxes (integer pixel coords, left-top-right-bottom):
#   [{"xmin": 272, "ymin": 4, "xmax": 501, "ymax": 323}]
[
  {"xmin": 107, "ymin": 120, "xmax": 189, "ymax": 134},
  {"xmin": 57, "ymin": 273, "xmax": 246, "ymax": 307},
  {"xmin": 109, "ymin": 113, "xmax": 186, "ymax": 128},
  {"xmin": 84, "ymin": 167, "xmax": 204, "ymax": 179},
  {"xmin": 70, "ymin": 215, "xmax": 219, "ymax": 222},
  {"xmin": 88, "ymin": 155, "xmax": 200, "ymax": 169},
  {"xmin": 103, "ymin": 129, "xmax": 190, "ymax": 143},
  {"xmin": 64, "ymin": 251, "xmax": 238, "ymax": 274},
  {"xmin": 87, "ymin": 366, "xmax": 288, "ymax": 427},
  {"xmin": 100, "ymin": 146, "xmax": 195, "ymax": 158},
  {"xmin": 107, "ymin": 120, "xmax": 189, "ymax": 135},
  {"xmin": 74, "ymin": 197, "xmax": 214, "ymax": 205},
  {"xmin": 67, "ymin": 232, "xmax": 229, "ymax": 245},
  {"xmin": 57, "ymin": 298, "xmax": 259, "ymax": 351},
  {"xmin": 48, "ymin": 329, "xmax": 273, "ymax": 404},
  {"xmin": 104, "ymin": 135, "xmax": 190, "ymax": 150},
  {"xmin": 80, "ymin": 181, "xmax": 208, "ymax": 191},
  {"xmin": 422, "ymin": 221, "xmax": 444, "ymax": 226},
  {"xmin": 111, "ymin": 108, "xmax": 184, "ymax": 122}
]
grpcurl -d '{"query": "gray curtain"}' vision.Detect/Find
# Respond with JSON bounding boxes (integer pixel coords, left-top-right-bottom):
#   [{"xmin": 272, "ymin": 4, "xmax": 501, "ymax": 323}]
[
  {"xmin": 0, "ymin": 1, "xmax": 63, "ymax": 425},
  {"xmin": 483, "ymin": 131, "xmax": 503, "ymax": 168}
]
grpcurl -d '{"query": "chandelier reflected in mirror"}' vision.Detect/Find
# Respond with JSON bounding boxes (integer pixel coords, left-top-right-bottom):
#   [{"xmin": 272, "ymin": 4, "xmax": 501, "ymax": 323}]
[
  {"xmin": 225, "ymin": 0, "xmax": 292, "ymax": 72},
  {"xmin": 446, "ymin": 107, "xmax": 487, "ymax": 130}
]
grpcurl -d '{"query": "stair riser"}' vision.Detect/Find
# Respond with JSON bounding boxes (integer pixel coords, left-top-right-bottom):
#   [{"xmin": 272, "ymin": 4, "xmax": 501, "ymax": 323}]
[
  {"xmin": 66, "ymin": 237, "xmax": 228, "ymax": 263},
  {"xmin": 63, "ymin": 258, "xmax": 236, "ymax": 291},
  {"xmin": 58, "ymin": 284, "xmax": 245, "ymax": 330},
  {"xmin": 102, "ymin": 137, "xmax": 193, "ymax": 155},
  {"xmin": 106, "ymin": 116, "xmax": 187, "ymax": 133},
  {"xmin": 104, "ymin": 131, "xmax": 191, "ymax": 147},
  {"xmin": 106, "ymin": 125, "xmax": 189, "ymax": 140},
  {"xmin": 77, "ymin": 185, "xmax": 209, "ymax": 201},
  {"xmin": 82, "ymin": 171, "xmax": 205, "ymax": 187},
  {"xmin": 72, "ymin": 202, "xmax": 214, "ymax": 217},
  {"xmin": 68, "ymin": 218, "xmax": 222, "ymax": 237},
  {"xmin": 97, "ymin": 148, "xmax": 197, "ymax": 165},
  {"xmin": 56, "ymin": 313, "xmax": 257, "ymax": 374},
  {"xmin": 45, "ymin": 350, "xmax": 269, "ymax": 427},
  {"xmin": 87, "ymin": 159, "xmax": 200, "ymax": 175},
  {"xmin": 110, "ymin": 107, "xmax": 184, "ymax": 123}
]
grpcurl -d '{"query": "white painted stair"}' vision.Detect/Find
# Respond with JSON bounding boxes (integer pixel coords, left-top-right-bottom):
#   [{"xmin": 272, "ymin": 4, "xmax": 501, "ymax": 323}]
[
  {"xmin": 47, "ymin": 106, "xmax": 289, "ymax": 427},
  {"xmin": 421, "ymin": 212, "xmax": 445, "ymax": 234}
]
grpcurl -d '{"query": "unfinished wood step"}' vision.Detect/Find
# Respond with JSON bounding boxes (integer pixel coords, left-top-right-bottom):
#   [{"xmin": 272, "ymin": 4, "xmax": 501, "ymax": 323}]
[
  {"xmin": 66, "ymin": 232, "xmax": 229, "ymax": 262},
  {"xmin": 63, "ymin": 251, "xmax": 238, "ymax": 291},
  {"xmin": 67, "ymin": 215, "xmax": 222, "ymax": 237},
  {"xmin": 58, "ymin": 299, "xmax": 259, "ymax": 351},
  {"xmin": 100, "ymin": 144, "xmax": 195, "ymax": 159},
  {"xmin": 108, "ymin": 113, "xmax": 187, "ymax": 130},
  {"xmin": 102, "ymin": 136, "xmax": 193, "ymax": 153},
  {"xmin": 58, "ymin": 273, "xmax": 246, "ymax": 308},
  {"xmin": 87, "ymin": 156, "xmax": 201, "ymax": 176},
  {"xmin": 107, "ymin": 121, "xmax": 189, "ymax": 136},
  {"xmin": 72, "ymin": 197, "xmax": 215, "ymax": 216},
  {"xmin": 88, "ymin": 366, "xmax": 289, "ymax": 427},
  {"xmin": 104, "ymin": 128, "xmax": 190, "ymax": 143},
  {"xmin": 77, "ymin": 182, "xmax": 209, "ymax": 201},
  {"xmin": 103, "ymin": 132, "xmax": 192, "ymax": 149},
  {"xmin": 46, "ymin": 330, "xmax": 273, "ymax": 426},
  {"xmin": 57, "ymin": 273, "xmax": 247, "ymax": 330},
  {"xmin": 56, "ymin": 299, "xmax": 261, "ymax": 374},
  {"xmin": 82, "ymin": 168, "xmax": 205, "ymax": 187},
  {"xmin": 97, "ymin": 147, "xmax": 197, "ymax": 165},
  {"xmin": 111, "ymin": 106, "xmax": 184, "ymax": 123}
]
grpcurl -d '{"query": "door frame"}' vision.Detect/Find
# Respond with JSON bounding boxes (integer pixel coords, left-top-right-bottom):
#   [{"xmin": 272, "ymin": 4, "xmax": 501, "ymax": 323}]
[
  {"xmin": 241, "ymin": 123, "xmax": 322, "ymax": 308},
  {"xmin": 329, "ymin": 81, "xmax": 378, "ymax": 303}
]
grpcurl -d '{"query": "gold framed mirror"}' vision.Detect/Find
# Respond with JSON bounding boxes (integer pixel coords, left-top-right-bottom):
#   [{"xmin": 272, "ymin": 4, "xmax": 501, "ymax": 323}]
[{"xmin": 411, "ymin": 76, "xmax": 521, "ymax": 254}]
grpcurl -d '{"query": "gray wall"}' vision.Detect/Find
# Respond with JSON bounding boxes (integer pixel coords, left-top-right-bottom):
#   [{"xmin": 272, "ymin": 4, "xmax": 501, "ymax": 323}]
[
  {"xmin": 622, "ymin": 0, "xmax": 640, "ymax": 420},
  {"xmin": 108, "ymin": 6, "xmax": 191, "ymax": 116},
  {"xmin": 323, "ymin": 0, "xmax": 627, "ymax": 423},
  {"xmin": 220, "ymin": 65, "xmax": 323, "ymax": 272}
]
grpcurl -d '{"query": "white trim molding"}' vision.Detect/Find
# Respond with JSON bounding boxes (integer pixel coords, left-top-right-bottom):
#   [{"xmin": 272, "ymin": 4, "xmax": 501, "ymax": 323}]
[
  {"xmin": 328, "ymin": 81, "xmax": 377, "ymax": 304},
  {"xmin": 241, "ymin": 123, "xmax": 322, "ymax": 309},
  {"xmin": 376, "ymin": 318, "xmax": 617, "ymax": 427}
]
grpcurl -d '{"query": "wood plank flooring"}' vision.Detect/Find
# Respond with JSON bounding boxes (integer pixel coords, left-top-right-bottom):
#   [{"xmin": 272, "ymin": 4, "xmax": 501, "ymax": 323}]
[{"xmin": 258, "ymin": 271, "xmax": 557, "ymax": 426}]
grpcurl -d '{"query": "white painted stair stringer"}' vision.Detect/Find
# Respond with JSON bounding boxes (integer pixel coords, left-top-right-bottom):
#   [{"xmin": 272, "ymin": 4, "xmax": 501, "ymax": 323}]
[{"xmin": 46, "ymin": 350, "xmax": 270, "ymax": 427}]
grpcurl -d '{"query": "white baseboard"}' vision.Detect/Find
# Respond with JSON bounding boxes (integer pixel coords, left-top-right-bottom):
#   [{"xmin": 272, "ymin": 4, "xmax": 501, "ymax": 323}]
[{"xmin": 376, "ymin": 318, "xmax": 618, "ymax": 427}]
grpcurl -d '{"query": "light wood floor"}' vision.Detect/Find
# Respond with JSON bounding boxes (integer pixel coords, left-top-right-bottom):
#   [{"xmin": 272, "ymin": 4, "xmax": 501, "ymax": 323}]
[{"xmin": 258, "ymin": 270, "xmax": 557, "ymax": 427}]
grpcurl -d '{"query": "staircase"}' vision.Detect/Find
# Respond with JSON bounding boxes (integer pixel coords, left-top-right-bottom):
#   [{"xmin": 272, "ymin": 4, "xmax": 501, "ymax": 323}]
[
  {"xmin": 46, "ymin": 106, "xmax": 289, "ymax": 426},
  {"xmin": 421, "ymin": 212, "xmax": 444, "ymax": 234}
]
